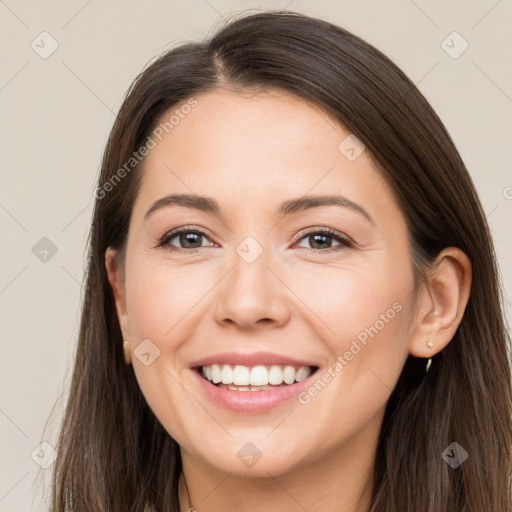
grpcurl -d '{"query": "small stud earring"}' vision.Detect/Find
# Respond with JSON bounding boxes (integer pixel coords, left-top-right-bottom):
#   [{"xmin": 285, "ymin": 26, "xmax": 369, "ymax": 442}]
[
  {"xmin": 123, "ymin": 340, "xmax": 132, "ymax": 365},
  {"xmin": 425, "ymin": 340, "xmax": 433, "ymax": 373}
]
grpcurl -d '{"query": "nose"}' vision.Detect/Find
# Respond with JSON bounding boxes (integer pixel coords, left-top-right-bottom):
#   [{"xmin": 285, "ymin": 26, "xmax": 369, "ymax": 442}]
[{"xmin": 214, "ymin": 244, "xmax": 291, "ymax": 331}]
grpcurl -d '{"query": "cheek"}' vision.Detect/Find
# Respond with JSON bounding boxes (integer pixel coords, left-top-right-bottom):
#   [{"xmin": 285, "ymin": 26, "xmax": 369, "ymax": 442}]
[
  {"xmin": 290, "ymin": 267, "xmax": 413, "ymax": 441},
  {"xmin": 124, "ymin": 257, "xmax": 207, "ymax": 442},
  {"xmin": 125, "ymin": 257, "xmax": 214, "ymax": 344},
  {"xmin": 284, "ymin": 257, "xmax": 414, "ymax": 423},
  {"xmin": 286, "ymin": 257, "xmax": 413, "ymax": 353}
]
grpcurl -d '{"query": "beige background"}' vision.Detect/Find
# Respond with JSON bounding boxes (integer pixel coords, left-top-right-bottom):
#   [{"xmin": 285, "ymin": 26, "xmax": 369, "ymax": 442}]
[{"xmin": 0, "ymin": 1, "xmax": 511, "ymax": 509}]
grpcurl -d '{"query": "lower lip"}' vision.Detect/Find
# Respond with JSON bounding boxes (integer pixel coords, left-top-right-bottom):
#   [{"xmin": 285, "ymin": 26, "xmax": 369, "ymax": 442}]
[{"xmin": 191, "ymin": 368, "xmax": 318, "ymax": 413}]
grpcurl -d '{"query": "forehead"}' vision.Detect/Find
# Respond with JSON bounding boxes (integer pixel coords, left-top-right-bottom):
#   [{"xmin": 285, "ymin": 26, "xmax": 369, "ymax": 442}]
[
  {"xmin": 151, "ymin": 89, "xmax": 342, "ymax": 169},
  {"xmin": 131, "ymin": 88, "xmax": 399, "ymax": 226}
]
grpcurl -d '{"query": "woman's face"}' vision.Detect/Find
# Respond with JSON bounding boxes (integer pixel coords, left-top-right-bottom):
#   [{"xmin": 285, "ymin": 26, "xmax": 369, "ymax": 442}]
[{"xmin": 110, "ymin": 88, "xmax": 421, "ymax": 477}]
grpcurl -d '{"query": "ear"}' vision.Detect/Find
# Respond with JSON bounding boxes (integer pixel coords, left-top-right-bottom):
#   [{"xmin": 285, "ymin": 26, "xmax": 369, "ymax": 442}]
[
  {"xmin": 105, "ymin": 247, "xmax": 131, "ymax": 341},
  {"xmin": 408, "ymin": 247, "xmax": 472, "ymax": 358}
]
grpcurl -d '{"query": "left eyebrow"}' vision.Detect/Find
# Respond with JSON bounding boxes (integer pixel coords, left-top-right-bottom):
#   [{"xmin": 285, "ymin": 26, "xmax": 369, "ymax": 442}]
[
  {"xmin": 144, "ymin": 193, "xmax": 374, "ymax": 224},
  {"xmin": 279, "ymin": 195, "xmax": 374, "ymax": 224}
]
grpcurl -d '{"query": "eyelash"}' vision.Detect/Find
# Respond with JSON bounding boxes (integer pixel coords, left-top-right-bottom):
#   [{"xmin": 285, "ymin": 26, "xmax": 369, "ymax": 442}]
[{"xmin": 156, "ymin": 225, "xmax": 354, "ymax": 254}]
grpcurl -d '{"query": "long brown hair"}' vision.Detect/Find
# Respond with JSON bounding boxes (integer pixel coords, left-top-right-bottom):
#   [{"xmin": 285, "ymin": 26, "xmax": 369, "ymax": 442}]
[{"xmin": 44, "ymin": 10, "xmax": 512, "ymax": 511}]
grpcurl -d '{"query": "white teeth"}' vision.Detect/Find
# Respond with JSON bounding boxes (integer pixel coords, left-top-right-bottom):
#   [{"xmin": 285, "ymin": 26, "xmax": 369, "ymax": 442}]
[
  {"xmin": 233, "ymin": 365, "xmax": 250, "ymax": 385},
  {"xmin": 224, "ymin": 384, "xmax": 275, "ymax": 391},
  {"xmin": 200, "ymin": 363, "xmax": 313, "ymax": 387},
  {"xmin": 250, "ymin": 365, "xmax": 268, "ymax": 386},
  {"xmin": 295, "ymin": 367, "xmax": 310, "ymax": 382},
  {"xmin": 283, "ymin": 366, "xmax": 296, "ymax": 384},
  {"xmin": 268, "ymin": 365, "xmax": 284, "ymax": 385},
  {"xmin": 221, "ymin": 365, "xmax": 233, "ymax": 384},
  {"xmin": 211, "ymin": 364, "xmax": 222, "ymax": 384}
]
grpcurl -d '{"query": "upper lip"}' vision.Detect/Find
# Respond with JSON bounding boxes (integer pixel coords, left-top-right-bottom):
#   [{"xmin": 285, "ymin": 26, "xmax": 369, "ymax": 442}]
[{"xmin": 189, "ymin": 351, "xmax": 319, "ymax": 369}]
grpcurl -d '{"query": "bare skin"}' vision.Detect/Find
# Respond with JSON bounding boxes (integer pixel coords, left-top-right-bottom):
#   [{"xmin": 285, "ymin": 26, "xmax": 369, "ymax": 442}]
[{"xmin": 105, "ymin": 88, "xmax": 472, "ymax": 511}]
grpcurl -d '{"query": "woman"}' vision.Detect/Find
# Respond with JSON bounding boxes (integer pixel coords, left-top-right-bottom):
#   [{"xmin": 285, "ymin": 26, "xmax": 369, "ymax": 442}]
[{"xmin": 47, "ymin": 10, "xmax": 512, "ymax": 511}]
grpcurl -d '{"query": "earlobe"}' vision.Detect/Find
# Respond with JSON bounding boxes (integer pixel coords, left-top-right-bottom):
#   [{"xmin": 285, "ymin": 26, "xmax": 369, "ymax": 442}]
[
  {"xmin": 408, "ymin": 247, "xmax": 472, "ymax": 358},
  {"xmin": 105, "ymin": 247, "xmax": 130, "ymax": 339}
]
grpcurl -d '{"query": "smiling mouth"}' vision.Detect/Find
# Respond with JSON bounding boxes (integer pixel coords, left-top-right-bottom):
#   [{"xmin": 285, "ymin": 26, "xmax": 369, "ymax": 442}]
[{"xmin": 195, "ymin": 363, "xmax": 319, "ymax": 391}]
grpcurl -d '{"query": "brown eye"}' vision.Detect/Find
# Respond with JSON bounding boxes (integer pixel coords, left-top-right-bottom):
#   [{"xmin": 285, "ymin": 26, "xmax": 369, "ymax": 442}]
[
  {"xmin": 158, "ymin": 227, "xmax": 215, "ymax": 252},
  {"xmin": 294, "ymin": 228, "xmax": 353, "ymax": 252}
]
